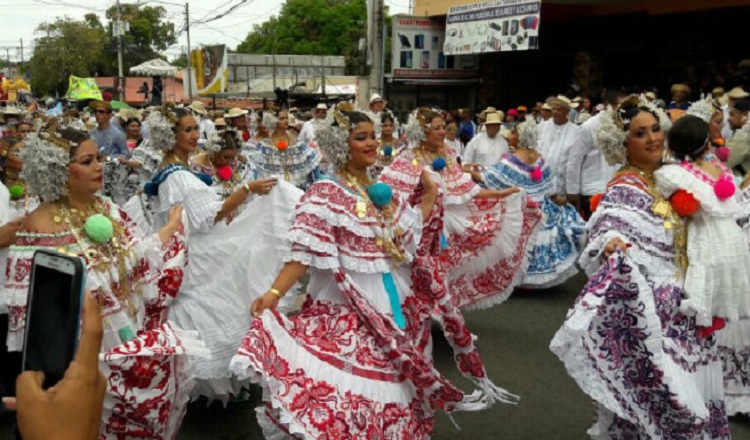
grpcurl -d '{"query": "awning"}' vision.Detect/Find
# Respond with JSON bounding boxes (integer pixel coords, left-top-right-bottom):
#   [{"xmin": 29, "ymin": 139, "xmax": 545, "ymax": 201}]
[{"xmin": 129, "ymin": 58, "xmax": 179, "ymax": 77}]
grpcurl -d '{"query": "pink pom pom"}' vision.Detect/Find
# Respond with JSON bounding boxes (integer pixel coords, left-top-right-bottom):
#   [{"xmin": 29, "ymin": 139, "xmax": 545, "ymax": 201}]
[
  {"xmin": 714, "ymin": 176, "xmax": 735, "ymax": 201},
  {"xmin": 216, "ymin": 165, "xmax": 233, "ymax": 181},
  {"xmin": 530, "ymin": 167, "xmax": 543, "ymax": 182},
  {"xmin": 715, "ymin": 146, "xmax": 730, "ymax": 162}
]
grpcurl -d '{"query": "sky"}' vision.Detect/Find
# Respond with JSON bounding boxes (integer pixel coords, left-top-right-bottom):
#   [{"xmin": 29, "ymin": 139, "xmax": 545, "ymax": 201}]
[{"xmin": 0, "ymin": 0, "xmax": 410, "ymax": 63}]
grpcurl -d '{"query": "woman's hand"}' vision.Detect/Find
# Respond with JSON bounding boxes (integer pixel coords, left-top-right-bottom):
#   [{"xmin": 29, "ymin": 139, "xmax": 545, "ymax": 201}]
[
  {"xmin": 247, "ymin": 178, "xmax": 278, "ymax": 195},
  {"xmin": 13, "ymin": 293, "xmax": 106, "ymax": 440},
  {"xmin": 0, "ymin": 217, "xmax": 24, "ymax": 248},
  {"xmin": 552, "ymin": 194, "xmax": 567, "ymax": 206},
  {"xmin": 250, "ymin": 291, "xmax": 280, "ymax": 316},
  {"xmin": 603, "ymin": 237, "xmax": 630, "ymax": 258},
  {"xmin": 159, "ymin": 205, "xmax": 184, "ymax": 244},
  {"xmin": 420, "ymin": 169, "xmax": 437, "ymax": 195}
]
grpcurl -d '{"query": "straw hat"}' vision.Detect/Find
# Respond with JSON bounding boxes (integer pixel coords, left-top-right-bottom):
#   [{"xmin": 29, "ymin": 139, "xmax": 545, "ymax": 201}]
[
  {"xmin": 484, "ymin": 112, "xmax": 503, "ymax": 125},
  {"xmin": 670, "ymin": 83, "xmax": 691, "ymax": 95},
  {"xmin": 88, "ymin": 100, "xmax": 112, "ymax": 112},
  {"xmin": 727, "ymin": 87, "xmax": 749, "ymax": 100},
  {"xmin": 315, "ymin": 103, "xmax": 328, "ymax": 111},
  {"xmin": 214, "ymin": 118, "xmax": 227, "ymax": 128},
  {"xmin": 545, "ymin": 95, "xmax": 572, "ymax": 110},
  {"xmin": 541, "ymin": 103, "xmax": 553, "ymax": 111},
  {"xmin": 189, "ymin": 101, "xmax": 208, "ymax": 115},
  {"xmin": 645, "ymin": 92, "xmax": 656, "ymax": 101},
  {"xmin": 1, "ymin": 107, "xmax": 22, "ymax": 122},
  {"xmin": 478, "ymin": 106, "xmax": 497, "ymax": 118},
  {"xmin": 225, "ymin": 107, "xmax": 248, "ymax": 119},
  {"xmin": 369, "ymin": 93, "xmax": 384, "ymax": 104}
]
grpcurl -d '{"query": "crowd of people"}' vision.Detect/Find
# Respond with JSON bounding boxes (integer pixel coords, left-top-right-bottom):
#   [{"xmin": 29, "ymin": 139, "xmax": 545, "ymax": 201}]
[{"xmin": 0, "ymin": 79, "xmax": 748, "ymax": 440}]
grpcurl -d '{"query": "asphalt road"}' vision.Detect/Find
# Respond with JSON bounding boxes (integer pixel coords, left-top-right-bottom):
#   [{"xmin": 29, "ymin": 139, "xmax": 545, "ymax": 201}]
[{"xmin": 2, "ymin": 273, "xmax": 749, "ymax": 439}]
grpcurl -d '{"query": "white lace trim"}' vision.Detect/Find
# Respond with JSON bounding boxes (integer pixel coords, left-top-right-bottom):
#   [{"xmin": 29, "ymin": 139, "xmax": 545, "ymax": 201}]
[
  {"xmin": 157, "ymin": 170, "xmax": 222, "ymax": 233},
  {"xmin": 655, "ymin": 164, "xmax": 738, "ymax": 216}
]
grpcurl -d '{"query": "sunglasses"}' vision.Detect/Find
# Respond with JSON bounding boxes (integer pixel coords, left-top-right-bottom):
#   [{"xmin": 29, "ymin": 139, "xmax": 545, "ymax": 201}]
[{"xmin": 94, "ymin": 109, "xmax": 111, "ymax": 115}]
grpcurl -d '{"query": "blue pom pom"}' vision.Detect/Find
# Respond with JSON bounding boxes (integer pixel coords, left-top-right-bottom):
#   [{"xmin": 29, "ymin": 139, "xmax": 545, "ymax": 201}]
[
  {"xmin": 196, "ymin": 172, "xmax": 213, "ymax": 187},
  {"xmin": 432, "ymin": 157, "xmax": 446, "ymax": 172},
  {"xmin": 383, "ymin": 146, "xmax": 393, "ymax": 157},
  {"xmin": 367, "ymin": 182, "xmax": 393, "ymax": 208},
  {"xmin": 143, "ymin": 182, "xmax": 158, "ymax": 196}
]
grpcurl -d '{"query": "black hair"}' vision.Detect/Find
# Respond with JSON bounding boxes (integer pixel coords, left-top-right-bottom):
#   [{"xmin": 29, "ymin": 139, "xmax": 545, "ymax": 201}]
[
  {"xmin": 342, "ymin": 111, "xmax": 372, "ymax": 128},
  {"xmin": 381, "ymin": 113, "xmax": 395, "ymax": 125},
  {"xmin": 668, "ymin": 115, "xmax": 709, "ymax": 161},
  {"xmin": 734, "ymin": 98, "xmax": 750, "ymax": 113},
  {"xmin": 221, "ymin": 130, "xmax": 240, "ymax": 151},
  {"xmin": 618, "ymin": 97, "xmax": 659, "ymax": 132},
  {"xmin": 125, "ymin": 117, "xmax": 141, "ymax": 127}
]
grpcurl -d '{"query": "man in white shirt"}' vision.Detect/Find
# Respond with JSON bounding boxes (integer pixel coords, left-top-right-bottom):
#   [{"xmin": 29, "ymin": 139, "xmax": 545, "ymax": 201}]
[
  {"xmin": 189, "ymin": 101, "xmax": 215, "ymax": 149},
  {"xmin": 462, "ymin": 112, "xmax": 507, "ymax": 168},
  {"xmin": 299, "ymin": 103, "xmax": 328, "ymax": 144},
  {"xmin": 566, "ymin": 91, "xmax": 625, "ymax": 218},
  {"xmin": 537, "ymin": 95, "xmax": 579, "ymax": 195},
  {"xmin": 722, "ymin": 87, "xmax": 749, "ymax": 141}
]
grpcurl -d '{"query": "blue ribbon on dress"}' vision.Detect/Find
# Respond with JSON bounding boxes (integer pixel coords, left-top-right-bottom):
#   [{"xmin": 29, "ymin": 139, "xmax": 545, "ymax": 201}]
[
  {"xmin": 382, "ymin": 272, "xmax": 406, "ymax": 329},
  {"xmin": 440, "ymin": 232, "xmax": 449, "ymax": 250}
]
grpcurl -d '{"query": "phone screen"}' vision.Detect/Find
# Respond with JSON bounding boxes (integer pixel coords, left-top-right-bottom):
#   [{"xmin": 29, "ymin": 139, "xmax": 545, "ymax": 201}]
[{"xmin": 23, "ymin": 258, "xmax": 82, "ymax": 389}]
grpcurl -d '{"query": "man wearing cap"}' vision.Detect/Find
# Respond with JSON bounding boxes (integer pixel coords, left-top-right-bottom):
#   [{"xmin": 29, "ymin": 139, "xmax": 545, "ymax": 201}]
[
  {"xmin": 722, "ymin": 87, "xmax": 750, "ymax": 141},
  {"xmin": 189, "ymin": 101, "xmax": 215, "ymax": 149},
  {"xmin": 726, "ymin": 99, "xmax": 750, "ymax": 176},
  {"xmin": 0, "ymin": 108, "xmax": 23, "ymax": 137},
  {"xmin": 537, "ymin": 95, "xmax": 579, "ymax": 195},
  {"xmin": 517, "ymin": 105, "xmax": 528, "ymax": 121},
  {"xmin": 299, "ymin": 103, "xmax": 328, "ymax": 144},
  {"xmin": 462, "ymin": 112, "xmax": 508, "ymax": 168},
  {"xmin": 503, "ymin": 108, "xmax": 518, "ymax": 131},
  {"xmin": 88, "ymin": 100, "xmax": 129, "ymax": 159},
  {"xmin": 566, "ymin": 90, "xmax": 625, "ymax": 219},
  {"xmin": 668, "ymin": 83, "xmax": 692, "ymax": 110},
  {"xmin": 225, "ymin": 107, "xmax": 250, "ymax": 139}
]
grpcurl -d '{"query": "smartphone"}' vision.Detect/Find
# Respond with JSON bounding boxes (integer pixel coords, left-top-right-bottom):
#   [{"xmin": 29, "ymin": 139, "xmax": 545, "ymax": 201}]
[{"xmin": 22, "ymin": 250, "xmax": 86, "ymax": 389}]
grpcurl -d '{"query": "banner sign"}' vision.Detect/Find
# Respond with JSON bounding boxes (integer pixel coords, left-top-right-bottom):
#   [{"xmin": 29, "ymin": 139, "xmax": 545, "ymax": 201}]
[
  {"xmin": 191, "ymin": 44, "xmax": 229, "ymax": 95},
  {"xmin": 391, "ymin": 15, "xmax": 478, "ymax": 80},
  {"xmin": 66, "ymin": 75, "xmax": 103, "ymax": 101},
  {"xmin": 444, "ymin": 0, "xmax": 541, "ymax": 55}
]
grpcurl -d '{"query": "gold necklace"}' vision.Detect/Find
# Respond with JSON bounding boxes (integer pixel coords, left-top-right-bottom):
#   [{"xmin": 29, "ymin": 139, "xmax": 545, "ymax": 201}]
[
  {"xmin": 617, "ymin": 164, "xmax": 688, "ymax": 274},
  {"xmin": 338, "ymin": 170, "xmax": 406, "ymax": 263},
  {"xmin": 54, "ymin": 199, "xmax": 139, "ymax": 317}
]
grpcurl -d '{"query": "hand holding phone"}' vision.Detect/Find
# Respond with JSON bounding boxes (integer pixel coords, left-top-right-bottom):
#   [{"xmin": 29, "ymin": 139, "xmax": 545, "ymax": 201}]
[
  {"xmin": 15, "ymin": 293, "xmax": 105, "ymax": 440},
  {"xmin": 22, "ymin": 250, "xmax": 86, "ymax": 389}
]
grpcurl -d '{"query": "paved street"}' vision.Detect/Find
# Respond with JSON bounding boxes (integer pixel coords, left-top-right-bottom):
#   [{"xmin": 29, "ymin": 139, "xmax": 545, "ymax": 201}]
[{"xmin": 2, "ymin": 273, "xmax": 749, "ymax": 439}]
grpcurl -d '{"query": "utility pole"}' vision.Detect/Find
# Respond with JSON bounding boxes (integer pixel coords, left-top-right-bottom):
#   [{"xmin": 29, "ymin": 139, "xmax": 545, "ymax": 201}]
[
  {"xmin": 114, "ymin": 0, "xmax": 129, "ymax": 101},
  {"xmin": 185, "ymin": 2, "xmax": 193, "ymax": 100},
  {"xmin": 19, "ymin": 39, "xmax": 23, "ymax": 76},
  {"xmin": 368, "ymin": 0, "xmax": 384, "ymax": 98}
]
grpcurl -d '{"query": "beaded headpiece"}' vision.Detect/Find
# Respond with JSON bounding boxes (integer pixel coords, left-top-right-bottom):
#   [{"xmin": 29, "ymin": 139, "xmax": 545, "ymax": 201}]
[
  {"xmin": 315, "ymin": 102, "xmax": 358, "ymax": 170},
  {"xmin": 20, "ymin": 119, "xmax": 89, "ymax": 202},
  {"xmin": 595, "ymin": 95, "xmax": 671, "ymax": 166},
  {"xmin": 146, "ymin": 104, "xmax": 178, "ymax": 152},
  {"xmin": 686, "ymin": 95, "xmax": 721, "ymax": 123}
]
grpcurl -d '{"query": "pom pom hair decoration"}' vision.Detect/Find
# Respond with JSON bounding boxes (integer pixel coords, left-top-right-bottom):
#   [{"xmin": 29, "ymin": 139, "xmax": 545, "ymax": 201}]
[
  {"xmin": 530, "ymin": 167, "xmax": 543, "ymax": 181},
  {"xmin": 8, "ymin": 183, "xmax": 25, "ymax": 199},
  {"xmin": 432, "ymin": 157, "xmax": 446, "ymax": 172},
  {"xmin": 715, "ymin": 146, "xmax": 730, "ymax": 162},
  {"xmin": 216, "ymin": 166, "xmax": 233, "ymax": 181},
  {"xmin": 714, "ymin": 175, "xmax": 735, "ymax": 201},
  {"xmin": 84, "ymin": 214, "xmax": 114, "ymax": 244},
  {"xmin": 589, "ymin": 193, "xmax": 603, "ymax": 213},
  {"xmin": 276, "ymin": 139, "xmax": 288, "ymax": 151},
  {"xmin": 367, "ymin": 182, "xmax": 393, "ymax": 208},
  {"xmin": 670, "ymin": 189, "xmax": 700, "ymax": 216},
  {"xmin": 383, "ymin": 146, "xmax": 393, "ymax": 157}
]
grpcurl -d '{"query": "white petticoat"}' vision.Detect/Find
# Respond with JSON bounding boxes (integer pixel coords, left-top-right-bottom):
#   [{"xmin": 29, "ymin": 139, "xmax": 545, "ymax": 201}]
[{"xmin": 167, "ymin": 181, "xmax": 303, "ymax": 401}]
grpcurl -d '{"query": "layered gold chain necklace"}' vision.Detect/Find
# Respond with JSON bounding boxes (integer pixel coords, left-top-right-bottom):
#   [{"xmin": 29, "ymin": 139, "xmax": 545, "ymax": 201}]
[
  {"xmin": 617, "ymin": 164, "xmax": 688, "ymax": 274},
  {"xmin": 54, "ymin": 199, "xmax": 139, "ymax": 316},
  {"xmin": 338, "ymin": 169, "xmax": 406, "ymax": 264}
]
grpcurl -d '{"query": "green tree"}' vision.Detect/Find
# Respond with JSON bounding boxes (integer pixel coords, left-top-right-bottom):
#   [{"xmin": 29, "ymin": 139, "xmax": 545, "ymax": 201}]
[
  {"xmin": 29, "ymin": 17, "xmax": 107, "ymax": 97},
  {"xmin": 101, "ymin": 4, "xmax": 178, "ymax": 75},
  {"xmin": 237, "ymin": 0, "xmax": 373, "ymax": 76}
]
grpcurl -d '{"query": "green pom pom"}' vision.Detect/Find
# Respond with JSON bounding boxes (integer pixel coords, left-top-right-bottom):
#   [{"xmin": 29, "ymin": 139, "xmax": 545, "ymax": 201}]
[
  {"xmin": 84, "ymin": 214, "xmax": 114, "ymax": 244},
  {"xmin": 8, "ymin": 184, "xmax": 25, "ymax": 199}
]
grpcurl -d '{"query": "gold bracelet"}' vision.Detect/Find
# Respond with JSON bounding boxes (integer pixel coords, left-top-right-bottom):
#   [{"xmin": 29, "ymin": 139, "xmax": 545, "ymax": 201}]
[
  {"xmin": 243, "ymin": 183, "xmax": 252, "ymax": 194},
  {"xmin": 268, "ymin": 288, "xmax": 282, "ymax": 298}
]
